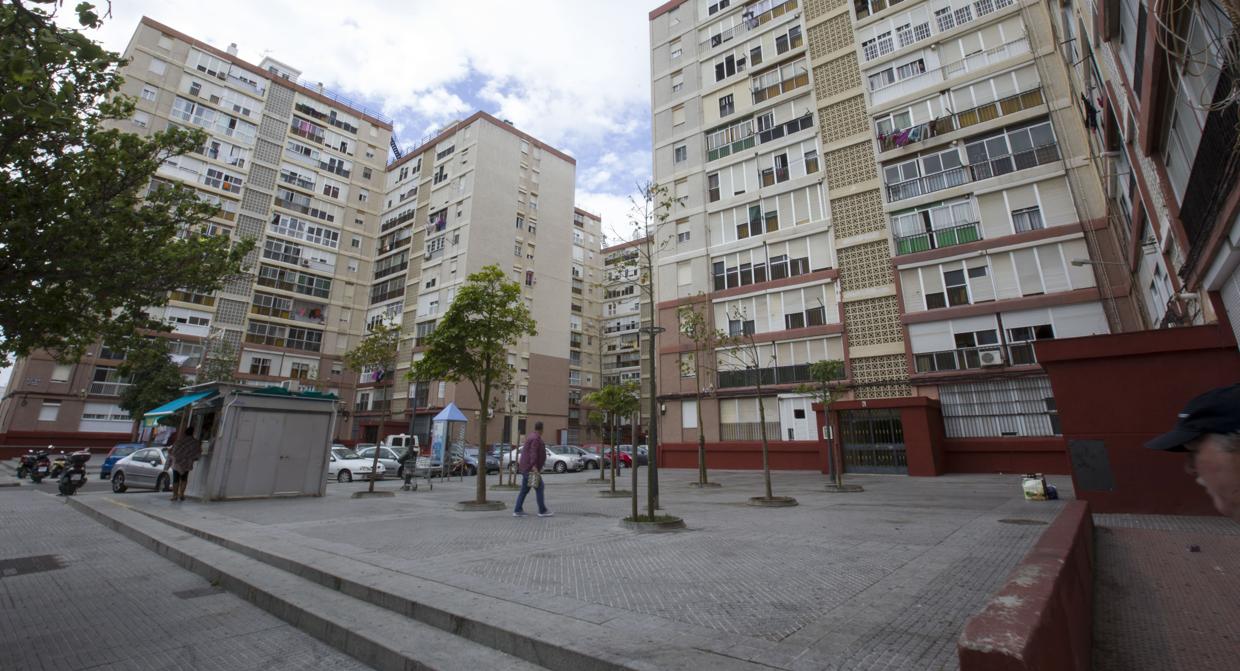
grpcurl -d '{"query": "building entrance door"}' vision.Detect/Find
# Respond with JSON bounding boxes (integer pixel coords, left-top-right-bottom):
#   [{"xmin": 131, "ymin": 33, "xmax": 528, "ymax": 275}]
[{"xmin": 839, "ymin": 409, "xmax": 907, "ymax": 474}]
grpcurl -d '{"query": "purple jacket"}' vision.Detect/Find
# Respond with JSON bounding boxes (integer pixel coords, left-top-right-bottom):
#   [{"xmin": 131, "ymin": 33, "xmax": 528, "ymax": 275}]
[{"xmin": 518, "ymin": 432, "xmax": 546, "ymax": 473}]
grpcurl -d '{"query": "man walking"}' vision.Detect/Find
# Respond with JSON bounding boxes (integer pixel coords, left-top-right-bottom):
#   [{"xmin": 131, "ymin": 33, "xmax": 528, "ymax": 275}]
[
  {"xmin": 513, "ymin": 421, "xmax": 552, "ymax": 517},
  {"xmin": 1147, "ymin": 383, "xmax": 1240, "ymax": 521},
  {"xmin": 165, "ymin": 423, "xmax": 203, "ymax": 502}
]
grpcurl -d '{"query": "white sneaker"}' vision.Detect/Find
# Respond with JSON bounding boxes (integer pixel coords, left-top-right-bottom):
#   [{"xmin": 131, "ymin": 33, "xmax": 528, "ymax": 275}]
[
  {"xmin": 538, "ymin": 511, "xmax": 554, "ymax": 518},
  {"xmin": 513, "ymin": 511, "xmax": 528, "ymax": 517}
]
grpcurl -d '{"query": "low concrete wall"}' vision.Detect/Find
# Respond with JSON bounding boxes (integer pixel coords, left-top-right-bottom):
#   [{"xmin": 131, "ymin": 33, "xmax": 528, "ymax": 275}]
[
  {"xmin": 958, "ymin": 500, "xmax": 1093, "ymax": 671},
  {"xmin": 657, "ymin": 441, "xmax": 824, "ymax": 470},
  {"xmin": 943, "ymin": 438, "xmax": 1070, "ymax": 475}
]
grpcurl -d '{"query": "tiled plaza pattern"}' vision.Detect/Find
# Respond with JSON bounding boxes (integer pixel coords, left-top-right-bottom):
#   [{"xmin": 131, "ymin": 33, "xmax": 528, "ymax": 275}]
[
  {"xmin": 99, "ymin": 470, "xmax": 1069, "ymax": 670},
  {"xmin": 1093, "ymin": 514, "xmax": 1240, "ymax": 671},
  {"xmin": 0, "ymin": 488, "xmax": 373, "ymax": 671}
]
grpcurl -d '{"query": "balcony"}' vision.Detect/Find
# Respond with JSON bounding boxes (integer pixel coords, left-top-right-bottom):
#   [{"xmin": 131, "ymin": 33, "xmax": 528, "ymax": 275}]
[
  {"xmin": 877, "ymin": 88, "xmax": 1045, "ymax": 152},
  {"xmin": 894, "ymin": 221, "xmax": 981, "ymax": 255},
  {"xmin": 913, "ymin": 343, "xmax": 1040, "ymax": 374},
  {"xmin": 886, "ymin": 142, "xmax": 1060, "ymax": 202},
  {"xmin": 319, "ymin": 161, "xmax": 351, "ymax": 178},
  {"xmin": 89, "ymin": 381, "xmax": 131, "ymax": 396},
  {"xmin": 701, "ymin": 0, "xmax": 799, "ymax": 52},
  {"xmin": 751, "ymin": 65, "xmax": 809, "ymax": 104},
  {"xmin": 294, "ymin": 103, "xmax": 359, "ymax": 135},
  {"xmin": 720, "ymin": 421, "xmax": 783, "ymax": 441},
  {"xmin": 717, "ymin": 363, "xmax": 818, "ymax": 389},
  {"xmin": 869, "ymin": 36, "xmax": 1031, "ymax": 108},
  {"xmin": 279, "ymin": 172, "xmax": 316, "ymax": 191},
  {"xmin": 757, "ymin": 112, "xmax": 814, "ymax": 145}
]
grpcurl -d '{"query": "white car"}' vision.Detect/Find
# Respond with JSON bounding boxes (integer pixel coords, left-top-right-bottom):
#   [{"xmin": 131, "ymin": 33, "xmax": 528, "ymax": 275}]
[
  {"xmin": 329, "ymin": 446, "xmax": 385, "ymax": 483},
  {"xmin": 505, "ymin": 446, "xmax": 583, "ymax": 473}
]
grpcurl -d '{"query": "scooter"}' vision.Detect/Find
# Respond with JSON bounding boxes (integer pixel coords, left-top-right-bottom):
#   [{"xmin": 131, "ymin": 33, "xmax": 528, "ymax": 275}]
[
  {"xmin": 57, "ymin": 450, "xmax": 91, "ymax": 496},
  {"xmin": 16, "ymin": 450, "xmax": 36, "ymax": 479},
  {"xmin": 29, "ymin": 450, "xmax": 51, "ymax": 484},
  {"xmin": 49, "ymin": 451, "xmax": 69, "ymax": 478}
]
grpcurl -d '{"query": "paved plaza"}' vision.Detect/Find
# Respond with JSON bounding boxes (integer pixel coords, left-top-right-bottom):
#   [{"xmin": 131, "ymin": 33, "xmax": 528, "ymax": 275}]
[{"xmin": 5, "ymin": 467, "xmax": 1238, "ymax": 670}]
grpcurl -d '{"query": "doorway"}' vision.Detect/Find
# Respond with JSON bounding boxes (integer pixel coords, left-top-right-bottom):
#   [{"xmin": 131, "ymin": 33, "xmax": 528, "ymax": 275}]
[{"xmin": 839, "ymin": 409, "xmax": 907, "ymax": 474}]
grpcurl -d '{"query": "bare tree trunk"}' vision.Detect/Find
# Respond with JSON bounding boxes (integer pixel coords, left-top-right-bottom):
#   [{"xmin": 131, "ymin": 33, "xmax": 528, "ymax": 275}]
[
  {"xmin": 476, "ymin": 388, "xmax": 489, "ymax": 503},
  {"xmin": 756, "ymin": 379, "xmax": 772, "ymax": 500},
  {"xmin": 631, "ymin": 434, "xmax": 639, "ymax": 520},
  {"xmin": 609, "ymin": 413, "xmax": 618, "ymax": 491},
  {"xmin": 368, "ymin": 406, "xmax": 386, "ymax": 493}
]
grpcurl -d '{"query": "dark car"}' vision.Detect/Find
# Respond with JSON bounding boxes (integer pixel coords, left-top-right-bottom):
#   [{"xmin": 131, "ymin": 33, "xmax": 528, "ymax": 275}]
[
  {"xmin": 100, "ymin": 443, "xmax": 144, "ymax": 480},
  {"xmin": 552, "ymin": 445, "xmax": 600, "ymax": 470},
  {"xmin": 463, "ymin": 446, "xmax": 500, "ymax": 474}
]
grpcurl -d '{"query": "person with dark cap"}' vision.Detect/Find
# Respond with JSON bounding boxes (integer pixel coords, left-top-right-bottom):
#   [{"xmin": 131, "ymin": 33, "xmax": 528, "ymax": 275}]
[{"xmin": 1147, "ymin": 383, "xmax": 1240, "ymax": 521}]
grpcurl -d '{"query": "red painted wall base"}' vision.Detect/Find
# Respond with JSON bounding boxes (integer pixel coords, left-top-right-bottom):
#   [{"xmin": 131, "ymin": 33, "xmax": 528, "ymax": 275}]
[{"xmin": 657, "ymin": 441, "xmax": 825, "ymax": 471}]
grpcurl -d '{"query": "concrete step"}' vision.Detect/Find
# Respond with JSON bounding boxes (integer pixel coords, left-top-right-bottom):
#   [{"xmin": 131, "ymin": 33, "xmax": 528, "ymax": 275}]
[
  {"xmin": 67, "ymin": 496, "xmax": 552, "ymax": 671},
  {"xmin": 79, "ymin": 499, "xmax": 770, "ymax": 671}
]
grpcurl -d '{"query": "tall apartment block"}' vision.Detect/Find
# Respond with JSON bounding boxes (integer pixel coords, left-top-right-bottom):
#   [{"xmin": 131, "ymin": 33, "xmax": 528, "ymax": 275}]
[
  {"xmin": 601, "ymin": 237, "xmax": 650, "ymax": 442},
  {"xmin": 1051, "ymin": 0, "xmax": 1238, "ymax": 332},
  {"xmin": 0, "ymin": 18, "xmax": 392, "ymax": 445},
  {"xmin": 648, "ymin": 0, "xmax": 1140, "ymax": 474},
  {"xmin": 569, "ymin": 208, "xmax": 606, "ymax": 445},
  {"xmin": 361, "ymin": 112, "xmax": 581, "ymax": 448}
]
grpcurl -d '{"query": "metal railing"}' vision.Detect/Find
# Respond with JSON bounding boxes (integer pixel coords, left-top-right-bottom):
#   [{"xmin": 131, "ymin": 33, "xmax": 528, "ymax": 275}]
[
  {"xmin": 719, "ymin": 421, "xmax": 783, "ymax": 442},
  {"xmin": 877, "ymin": 88, "xmax": 1045, "ymax": 152},
  {"xmin": 700, "ymin": 0, "xmax": 798, "ymax": 52},
  {"xmin": 869, "ymin": 36, "xmax": 1030, "ymax": 107},
  {"xmin": 913, "ymin": 343, "xmax": 1041, "ymax": 373},
  {"xmin": 894, "ymin": 221, "xmax": 982, "ymax": 255},
  {"xmin": 717, "ymin": 363, "xmax": 819, "ymax": 389},
  {"xmin": 885, "ymin": 142, "xmax": 1060, "ymax": 202}
]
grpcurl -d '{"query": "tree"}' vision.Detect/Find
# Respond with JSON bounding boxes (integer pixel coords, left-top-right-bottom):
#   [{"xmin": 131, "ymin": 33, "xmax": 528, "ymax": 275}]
[
  {"xmin": 584, "ymin": 382, "xmax": 640, "ymax": 503},
  {"xmin": 117, "ymin": 337, "xmax": 185, "ymax": 441},
  {"xmin": 677, "ymin": 301, "xmax": 722, "ymax": 488},
  {"xmin": 716, "ymin": 306, "xmax": 795, "ymax": 504},
  {"xmin": 622, "ymin": 181, "xmax": 678, "ymax": 519},
  {"xmin": 798, "ymin": 360, "xmax": 856, "ymax": 491},
  {"xmin": 196, "ymin": 335, "xmax": 239, "ymax": 384},
  {"xmin": 0, "ymin": 1, "xmax": 251, "ymax": 360},
  {"xmin": 408, "ymin": 265, "xmax": 536, "ymax": 506},
  {"xmin": 344, "ymin": 321, "xmax": 401, "ymax": 494}
]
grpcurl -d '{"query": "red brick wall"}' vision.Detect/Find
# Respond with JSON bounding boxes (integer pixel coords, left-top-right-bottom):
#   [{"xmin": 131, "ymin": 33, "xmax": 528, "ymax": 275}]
[
  {"xmin": 943, "ymin": 437, "xmax": 1071, "ymax": 475},
  {"xmin": 657, "ymin": 440, "xmax": 825, "ymax": 471}
]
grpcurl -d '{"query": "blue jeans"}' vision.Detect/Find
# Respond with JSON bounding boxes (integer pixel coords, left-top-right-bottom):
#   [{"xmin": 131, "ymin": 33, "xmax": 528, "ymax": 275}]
[{"xmin": 513, "ymin": 472, "xmax": 547, "ymax": 514}]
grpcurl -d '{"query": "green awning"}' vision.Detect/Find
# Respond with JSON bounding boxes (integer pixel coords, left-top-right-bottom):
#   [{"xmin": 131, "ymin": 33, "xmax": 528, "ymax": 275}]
[{"xmin": 142, "ymin": 390, "xmax": 216, "ymax": 427}]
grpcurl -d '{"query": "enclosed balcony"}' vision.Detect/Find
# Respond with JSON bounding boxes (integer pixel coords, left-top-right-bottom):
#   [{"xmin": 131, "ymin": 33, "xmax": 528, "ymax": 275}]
[{"xmin": 876, "ymin": 88, "xmax": 1045, "ymax": 153}]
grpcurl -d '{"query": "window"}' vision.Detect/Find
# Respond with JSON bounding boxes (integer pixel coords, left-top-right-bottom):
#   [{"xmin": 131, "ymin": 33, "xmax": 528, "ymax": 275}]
[
  {"xmin": 708, "ymin": 173, "xmax": 721, "ymax": 202},
  {"xmin": 131, "ymin": 111, "xmax": 150, "ymax": 128},
  {"xmin": 714, "ymin": 54, "xmax": 746, "ymax": 81},
  {"xmin": 670, "ymin": 39, "xmax": 682, "ymax": 59},
  {"xmin": 804, "ymin": 150, "xmax": 819, "ymax": 174},
  {"xmin": 148, "ymin": 57, "xmax": 167, "ymax": 75},
  {"xmin": 682, "ymin": 399, "xmax": 699, "ymax": 429},
  {"xmin": 290, "ymin": 362, "xmax": 312, "ymax": 379},
  {"xmin": 728, "ymin": 319, "xmax": 755, "ymax": 336},
  {"xmin": 944, "ymin": 269, "xmax": 970, "ymax": 306},
  {"xmin": 750, "ymin": 46, "xmax": 763, "ymax": 66},
  {"xmin": 51, "ymin": 363, "xmax": 73, "ymax": 382},
  {"xmin": 719, "ymin": 94, "xmax": 735, "ymax": 117},
  {"xmin": 672, "ymin": 104, "xmax": 686, "ymax": 126},
  {"xmin": 935, "ymin": 7, "xmax": 955, "ymax": 31},
  {"xmin": 671, "ymin": 72, "xmax": 684, "ymax": 94},
  {"xmin": 140, "ymin": 85, "xmax": 158, "ymax": 101},
  {"xmin": 674, "ymin": 144, "xmax": 688, "ymax": 163},
  {"xmin": 862, "ymin": 32, "xmax": 893, "ymax": 61},
  {"xmin": 249, "ymin": 357, "xmax": 272, "ymax": 376},
  {"xmin": 708, "ymin": 0, "xmax": 730, "ymax": 14},
  {"xmin": 1012, "ymin": 206, "xmax": 1044, "ymax": 233}
]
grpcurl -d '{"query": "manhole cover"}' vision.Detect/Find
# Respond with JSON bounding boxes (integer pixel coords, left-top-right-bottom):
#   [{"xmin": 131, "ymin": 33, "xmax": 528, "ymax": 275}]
[
  {"xmin": 173, "ymin": 586, "xmax": 224, "ymax": 600},
  {"xmin": 0, "ymin": 555, "xmax": 65, "ymax": 578},
  {"xmin": 998, "ymin": 518, "xmax": 1048, "ymax": 526}
]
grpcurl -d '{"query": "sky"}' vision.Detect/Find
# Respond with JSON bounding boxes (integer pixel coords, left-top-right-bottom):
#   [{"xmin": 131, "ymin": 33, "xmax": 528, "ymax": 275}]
[
  {"xmin": 1, "ymin": 0, "xmax": 659, "ymax": 389},
  {"xmin": 90, "ymin": 0, "xmax": 656, "ymax": 240}
]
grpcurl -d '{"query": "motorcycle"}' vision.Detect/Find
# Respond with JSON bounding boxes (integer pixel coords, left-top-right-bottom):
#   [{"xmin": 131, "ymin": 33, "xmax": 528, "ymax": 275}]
[
  {"xmin": 29, "ymin": 450, "xmax": 51, "ymax": 484},
  {"xmin": 16, "ymin": 450, "xmax": 36, "ymax": 479},
  {"xmin": 57, "ymin": 450, "xmax": 91, "ymax": 496},
  {"xmin": 49, "ymin": 451, "xmax": 69, "ymax": 478}
]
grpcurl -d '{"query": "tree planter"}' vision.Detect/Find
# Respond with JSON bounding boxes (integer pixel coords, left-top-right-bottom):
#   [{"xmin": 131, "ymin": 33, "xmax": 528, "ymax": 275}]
[
  {"xmin": 598, "ymin": 489, "xmax": 632, "ymax": 498},
  {"xmin": 351, "ymin": 490, "xmax": 395, "ymax": 499},
  {"xmin": 453, "ymin": 500, "xmax": 506, "ymax": 511},
  {"xmin": 620, "ymin": 515, "xmax": 686, "ymax": 532},
  {"xmin": 747, "ymin": 496, "xmax": 798, "ymax": 507}
]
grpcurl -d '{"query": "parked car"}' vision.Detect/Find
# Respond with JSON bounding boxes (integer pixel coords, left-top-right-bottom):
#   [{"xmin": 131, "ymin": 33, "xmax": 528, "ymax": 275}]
[
  {"xmin": 600, "ymin": 447, "xmax": 632, "ymax": 470},
  {"xmin": 491, "ymin": 443, "xmax": 514, "ymax": 471},
  {"xmin": 617, "ymin": 444, "xmax": 649, "ymax": 466},
  {"xmin": 552, "ymin": 445, "xmax": 600, "ymax": 470},
  {"xmin": 463, "ymin": 446, "xmax": 500, "ymax": 474},
  {"xmin": 355, "ymin": 445, "xmax": 409, "ymax": 479},
  {"xmin": 100, "ymin": 442, "xmax": 144, "ymax": 480},
  {"xmin": 110, "ymin": 447, "xmax": 173, "ymax": 493},
  {"xmin": 505, "ymin": 446, "xmax": 583, "ymax": 473},
  {"xmin": 329, "ymin": 446, "xmax": 384, "ymax": 483}
]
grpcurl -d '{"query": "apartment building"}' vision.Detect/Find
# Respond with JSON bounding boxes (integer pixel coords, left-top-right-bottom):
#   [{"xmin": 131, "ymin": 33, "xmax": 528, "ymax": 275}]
[
  {"xmin": 568, "ymin": 209, "xmax": 606, "ymax": 445},
  {"xmin": 1049, "ymin": 0, "xmax": 1238, "ymax": 335},
  {"xmin": 371, "ymin": 112, "xmax": 579, "ymax": 449},
  {"xmin": 648, "ymin": 0, "xmax": 1139, "ymax": 474},
  {"xmin": 0, "ymin": 18, "xmax": 392, "ymax": 445},
  {"xmin": 600, "ymin": 238, "xmax": 650, "ymax": 442}
]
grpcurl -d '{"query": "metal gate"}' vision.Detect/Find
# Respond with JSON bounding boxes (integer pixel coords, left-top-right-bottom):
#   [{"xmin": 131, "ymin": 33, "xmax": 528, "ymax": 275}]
[{"xmin": 839, "ymin": 409, "xmax": 907, "ymax": 474}]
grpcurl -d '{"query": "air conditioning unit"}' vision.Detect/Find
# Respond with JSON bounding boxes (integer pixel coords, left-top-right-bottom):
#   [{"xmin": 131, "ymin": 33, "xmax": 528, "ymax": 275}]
[
  {"xmin": 978, "ymin": 348, "xmax": 1005, "ymax": 367},
  {"xmin": 280, "ymin": 379, "xmax": 302, "ymax": 392}
]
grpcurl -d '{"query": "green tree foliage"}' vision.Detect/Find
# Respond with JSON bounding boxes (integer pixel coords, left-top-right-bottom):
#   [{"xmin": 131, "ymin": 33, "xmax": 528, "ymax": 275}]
[
  {"xmin": 0, "ymin": 1, "xmax": 251, "ymax": 360},
  {"xmin": 196, "ymin": 336, "xmax": 239, "ymax": 384},
  {"xmin": 344, "ymin": 321, "xmax": 401, "ymax": 493},
  {"xmin": 584, "ymin": 382, "xmax": 640, "ymax": 496},
  {"xmin": 117, "ymin": 337, "xmax": 185, "ymax": 439},
  {"xmin": 408, "ymin": 265, "xmax": 536, "ymax": 504},
  {"xmin": 798, "ymin": 360, "xmax": 848, "ymax": 487},
  {"xmin": 717, "ymin": 307, "xmax": 779, "ymax": 500}
]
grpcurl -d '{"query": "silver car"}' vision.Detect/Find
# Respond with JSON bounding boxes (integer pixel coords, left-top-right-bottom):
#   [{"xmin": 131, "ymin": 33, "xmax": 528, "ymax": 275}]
[
  {"xmin": 110, "ymin": 447, "xmax": 173, "ymax": 493},
  {"xmin": 355, "ymin": 445, "xmax": 409, "ymax": 479}
]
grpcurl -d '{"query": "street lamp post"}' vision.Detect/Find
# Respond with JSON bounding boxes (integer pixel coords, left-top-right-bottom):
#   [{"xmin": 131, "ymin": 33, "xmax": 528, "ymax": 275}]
[{"xmin": 639, "ymin": 324, "xmax": 665, "ymax": 516}]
